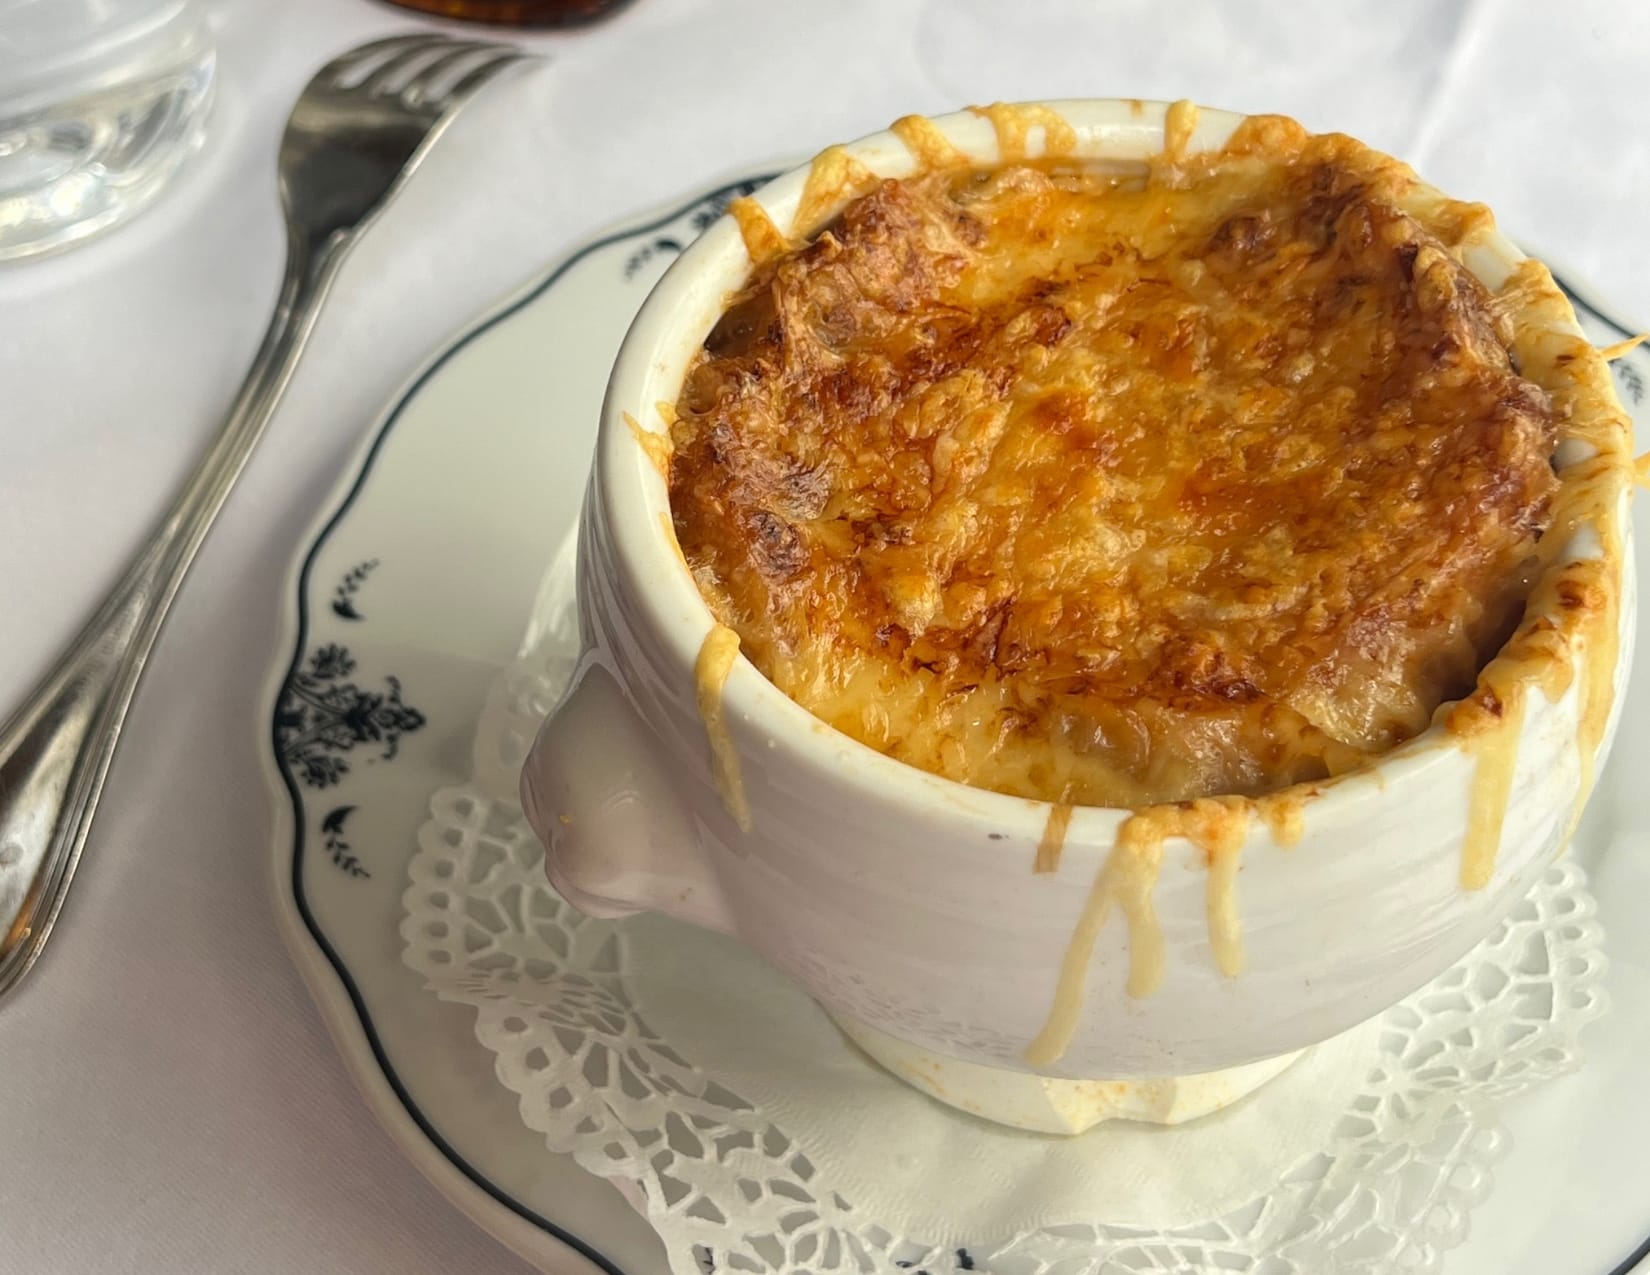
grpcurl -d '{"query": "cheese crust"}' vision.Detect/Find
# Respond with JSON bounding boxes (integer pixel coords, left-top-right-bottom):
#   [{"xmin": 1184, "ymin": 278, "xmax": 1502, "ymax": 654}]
[{"xmin": 668, "ymin": 120, "xmax": 1559, "ymax": 808}]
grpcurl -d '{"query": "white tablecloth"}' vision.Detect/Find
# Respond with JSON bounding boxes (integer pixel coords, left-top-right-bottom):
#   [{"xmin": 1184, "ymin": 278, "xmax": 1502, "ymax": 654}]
[{"xmin": 2, "ymin": 1, "xmax": 1647, "ymax": 1270}]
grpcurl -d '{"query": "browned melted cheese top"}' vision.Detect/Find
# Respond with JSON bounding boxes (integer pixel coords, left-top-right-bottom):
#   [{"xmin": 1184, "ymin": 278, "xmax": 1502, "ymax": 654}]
[{"xmin": 669, "ymin": 120, "xmax": 1560, "ymax": 810}]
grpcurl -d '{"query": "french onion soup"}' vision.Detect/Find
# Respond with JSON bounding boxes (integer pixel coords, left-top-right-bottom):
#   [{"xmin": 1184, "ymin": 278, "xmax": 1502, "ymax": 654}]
[
  {"xmin": 665, "ymin": 114, "xmax": 1581, "ymax": 806},
  {"xmin": 633, "ymin": 104, "xmax": 1635, "ymax": 1066}
]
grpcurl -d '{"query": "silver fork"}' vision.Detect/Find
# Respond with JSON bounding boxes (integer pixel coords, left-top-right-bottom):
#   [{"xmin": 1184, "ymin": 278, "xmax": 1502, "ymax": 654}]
[{"xmin": 0, "ymin": 34, "xmax": 534, "ymax": 1002}]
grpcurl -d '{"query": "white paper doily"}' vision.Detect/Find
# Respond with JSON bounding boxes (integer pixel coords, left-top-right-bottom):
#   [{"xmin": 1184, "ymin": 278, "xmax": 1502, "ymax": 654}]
[{"xmin": 400, "ymin": 548, "xmax": 1610, "ymax": 1275}]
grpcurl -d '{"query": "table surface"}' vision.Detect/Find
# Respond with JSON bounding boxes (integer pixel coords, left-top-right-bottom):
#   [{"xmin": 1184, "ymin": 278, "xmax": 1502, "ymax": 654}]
[{"xmin": 2, "ymin": 1, "xmax": 1647, "ymax": 1271}]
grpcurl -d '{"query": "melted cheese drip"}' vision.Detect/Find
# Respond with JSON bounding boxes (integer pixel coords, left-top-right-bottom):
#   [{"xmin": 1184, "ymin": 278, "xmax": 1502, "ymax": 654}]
[
  {"xmin": 1599, "ymin": 334, "xmax": 1648, "ymax": 360},
  {"xmin": 792, "ymin": 145, "xmax": 880, "ymax": 239},
  {"xmin": 624, "ymin": 411, "xmax": 672, "ymax": 478},
  {"xmin": 1162, "ymin": 98, "xmax": 1200, "ymax": 158},
  {"xmin": 1025, "ymin": 797, "xmax": 1252, "ymax": 1066},
  {"xmin": 727, "ymin": 196, "xmax": 788, "ymax": 265},
  {"xmin": 1034, "ymin": 803, "xmax": 1073, "ymax": 874},
  {"xmin": 1023, "ymin": 820, "xmax": 1165, "ymax": 1068},
  {"xmin": 1442, "ymin": 260, "xmax": 1636, "ymax": 887},
  {"xmin": 1457, "ymin": 690, "xmax": 1527, "ymax": 889},
  {"xmin": 1634, "ymin": 451, "xmax": 1650, "ymax": 488},
  {"xmin": 1570, "ymin": 562, "xmax": 1620, "ymax": 814},
  {"xmin": 967, "ymin": 101, "xmax": 1077, "ymax": 160},
  {"xmin": 660, "ymin": 511, "xmax": 688, "ymax": 569},
  {"xmin": 1256, "ymin": 791, "xmax": 1307, "ymax": 848},
  {"xmin": 1206, "ymin": 848, "xmax": 1246, "ymax": 977},
  {"xmin": 694, "ymin": 625, "xmax": 751, "ymax": 832},
  {"xmin": 892, "ymin": 114, "xmax": 968, "ymax": 170}
]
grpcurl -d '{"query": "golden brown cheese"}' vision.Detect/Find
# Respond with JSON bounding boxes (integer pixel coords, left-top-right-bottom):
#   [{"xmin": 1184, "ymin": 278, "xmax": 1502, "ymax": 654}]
[{"xmin": 669, "ymin": 121, "xmax": 1560, "ymax": 812}]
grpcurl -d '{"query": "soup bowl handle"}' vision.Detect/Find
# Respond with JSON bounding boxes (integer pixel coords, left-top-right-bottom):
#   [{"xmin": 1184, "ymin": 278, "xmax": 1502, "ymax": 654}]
[{"xmin": 520, "ymin": 658, "xmax": 738, "ymax": 937}]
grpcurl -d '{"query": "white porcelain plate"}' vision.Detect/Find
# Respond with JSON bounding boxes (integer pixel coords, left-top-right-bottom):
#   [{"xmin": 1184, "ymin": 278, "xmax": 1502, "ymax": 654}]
[{"xmin": 260, "ymin": 170, "xmax": 1650, "ymax": 1275}]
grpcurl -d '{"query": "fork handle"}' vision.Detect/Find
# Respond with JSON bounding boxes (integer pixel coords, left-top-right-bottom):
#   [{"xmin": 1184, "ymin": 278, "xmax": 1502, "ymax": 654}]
[{"xmin": 0, "ymin": 230, "xmax": 347, "ymax": 1002}]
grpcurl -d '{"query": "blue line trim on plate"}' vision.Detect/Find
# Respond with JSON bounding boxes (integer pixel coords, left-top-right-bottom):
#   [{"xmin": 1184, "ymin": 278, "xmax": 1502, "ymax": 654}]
[
  {"xmin": 271, "ymin": 173, "xmax": 779, "ymax": 1275},
  {"xmin": 1607, "ymin": 1233, "xmax": 1650, "ymax": 1275},
  {"xmin": 269, "ymin": 198, "xmax": 1649, "ymax": 1274},
  {"xmin": 1553, "ymin": 275, "xmax": 1640, "ymax": 340}
]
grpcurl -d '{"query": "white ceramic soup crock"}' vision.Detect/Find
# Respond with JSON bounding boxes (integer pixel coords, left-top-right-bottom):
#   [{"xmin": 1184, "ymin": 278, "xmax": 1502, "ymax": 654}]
[{"xmin": 521, "ymin": 100, "xmax": 1638, "ymax": 1083}]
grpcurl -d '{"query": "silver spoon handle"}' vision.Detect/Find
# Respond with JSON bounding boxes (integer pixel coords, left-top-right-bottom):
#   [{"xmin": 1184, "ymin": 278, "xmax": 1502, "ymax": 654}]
[{"xmin": 0, "ymin": 232, "xmax": 345, "ymax": 1001}]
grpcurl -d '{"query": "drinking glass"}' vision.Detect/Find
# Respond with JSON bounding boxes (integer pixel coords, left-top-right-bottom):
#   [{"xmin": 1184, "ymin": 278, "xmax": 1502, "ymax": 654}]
[{"xmin": 0, "ymin": 0, "xmax": 215, "ymax": 261}]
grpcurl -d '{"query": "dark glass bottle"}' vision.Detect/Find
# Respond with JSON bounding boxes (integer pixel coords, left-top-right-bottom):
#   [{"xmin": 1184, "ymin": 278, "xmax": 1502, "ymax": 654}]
[{"xmin": 378, "ymin": 0, "xmax": 634, "ymax": 27}]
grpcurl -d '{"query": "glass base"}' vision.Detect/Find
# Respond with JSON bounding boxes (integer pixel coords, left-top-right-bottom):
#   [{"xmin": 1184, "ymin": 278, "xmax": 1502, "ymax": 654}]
[{"xmin": 0, "ymin": 48, "xmax": 214, "ymax": 262}]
